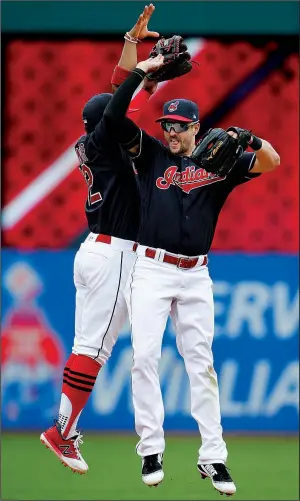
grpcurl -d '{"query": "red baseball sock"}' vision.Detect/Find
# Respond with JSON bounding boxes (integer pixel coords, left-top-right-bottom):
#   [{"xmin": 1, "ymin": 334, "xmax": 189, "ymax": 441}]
[
  {"xmin": 57, "ymin": 354, "xmax": 101, "ymax": 438},
  {"xmin": 62, "ymin": 353, "xmax": 77, "ymax": 380}
]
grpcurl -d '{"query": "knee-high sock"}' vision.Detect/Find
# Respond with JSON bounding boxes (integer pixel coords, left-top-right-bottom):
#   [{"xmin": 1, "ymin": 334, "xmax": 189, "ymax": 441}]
[{"xmin": 57, "ymin": 354, "xmax": 101, "ymax": 438}]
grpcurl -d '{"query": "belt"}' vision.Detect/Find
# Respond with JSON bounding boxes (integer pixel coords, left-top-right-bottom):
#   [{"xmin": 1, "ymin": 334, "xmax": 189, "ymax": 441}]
[
  {"xmin": 95, "ymin": 233, "xmax": 138, "ymax": 252},
  {"xmin": 145, "ymin": 248, "xmax": 208, "ymax": 269}
]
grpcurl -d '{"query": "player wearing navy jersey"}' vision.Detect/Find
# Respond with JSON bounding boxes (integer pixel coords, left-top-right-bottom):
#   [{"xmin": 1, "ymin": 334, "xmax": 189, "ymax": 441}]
[
  {"xmin": 102, "ymin": 57, "xmax": 280, "ymax": 493},
  {"xmin": 40, "ymin": 7, "xmax": 160, "ymax": 475}
]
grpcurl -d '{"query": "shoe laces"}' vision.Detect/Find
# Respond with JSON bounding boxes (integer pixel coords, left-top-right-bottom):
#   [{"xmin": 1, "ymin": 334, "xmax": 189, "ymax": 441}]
[
  {"xmin": 72, "ymin": 432, "xmax": 84, "ymax": 458},
  {"xmin": 74, "ymin": 432, "xmax": 83, "ymax": 447}
]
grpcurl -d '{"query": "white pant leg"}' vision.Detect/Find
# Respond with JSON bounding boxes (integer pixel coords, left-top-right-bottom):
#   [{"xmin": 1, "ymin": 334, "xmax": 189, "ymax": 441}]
[
  {"xmin": 171, "ymin": 265, "xmax": 228, "ymax": 464},
  {"xmin": 125, "ymin": 255, "xmax": 176, "ymax": 457},
  {"xmin": 73, "ymin": 242, "xmax": 135, "ymax": 365}
]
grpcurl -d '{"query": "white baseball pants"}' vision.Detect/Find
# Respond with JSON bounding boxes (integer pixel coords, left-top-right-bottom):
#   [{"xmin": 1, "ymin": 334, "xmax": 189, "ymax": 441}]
[
  {"xmin": 125, "ymin": 245, "xmax": 228, "ymax": 463},
  {"xmin": 72, "ymin": 233, "xmax": 136, "ymax": 365}
]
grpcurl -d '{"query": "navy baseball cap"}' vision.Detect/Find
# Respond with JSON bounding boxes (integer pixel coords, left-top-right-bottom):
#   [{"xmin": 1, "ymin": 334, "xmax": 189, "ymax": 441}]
[
  {"xmin": 82, "ymin": 93, "xmax": 112, "ymax": 132},
  {"xmin": 156, "ymin": 99, "xmax": 199, "ymax": 123}
]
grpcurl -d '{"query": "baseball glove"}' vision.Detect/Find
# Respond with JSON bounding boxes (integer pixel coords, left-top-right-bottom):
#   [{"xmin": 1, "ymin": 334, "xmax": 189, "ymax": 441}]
[
  {"xmin": 146, "ymin": 35, "xmax": 192, "ymax": 82},
  {"xmin": 191, "ymin": 127, "xmax": 252, "ymax": 177}
]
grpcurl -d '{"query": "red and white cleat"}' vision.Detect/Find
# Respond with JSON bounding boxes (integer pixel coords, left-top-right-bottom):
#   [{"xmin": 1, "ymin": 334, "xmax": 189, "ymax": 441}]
[{"xmin": 40, "ymin": 422, "xmax": 88, "ymax": 474}]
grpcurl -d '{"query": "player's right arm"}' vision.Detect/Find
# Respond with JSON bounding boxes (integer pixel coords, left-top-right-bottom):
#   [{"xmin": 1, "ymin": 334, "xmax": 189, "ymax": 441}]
[
  {"xmin": 111, "ymin": 4, "xmax": 159, "ymax": 119},
  {"xmin": 89, "ymin": 9, "xmax": 160, "ymax": 154},
  {"xmin": 111, "ymin": 4, "xmax": 159, "ymax": 94}
]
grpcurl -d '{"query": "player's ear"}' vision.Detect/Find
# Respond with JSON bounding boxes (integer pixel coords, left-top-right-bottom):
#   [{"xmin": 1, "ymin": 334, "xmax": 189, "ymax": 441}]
[{"xmin": 193, "ymin": 122, "xmax": 200, "ymax": 136}]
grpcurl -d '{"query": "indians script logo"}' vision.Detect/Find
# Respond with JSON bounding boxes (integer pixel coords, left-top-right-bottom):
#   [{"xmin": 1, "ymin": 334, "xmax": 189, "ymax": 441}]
[
  {"xmin": 156, "ymin": 165, "xmax": 226, "ymax": 193},
  {"xmin": 168, "ymin": 101, "xmax": 179, "ymax": 112}
]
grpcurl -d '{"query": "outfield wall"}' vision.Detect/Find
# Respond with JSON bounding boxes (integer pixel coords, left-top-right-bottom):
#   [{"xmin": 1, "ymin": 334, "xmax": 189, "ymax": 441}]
[{"xmin": 2, "ymin": 250, "xmax": 298, "ymax": 432}]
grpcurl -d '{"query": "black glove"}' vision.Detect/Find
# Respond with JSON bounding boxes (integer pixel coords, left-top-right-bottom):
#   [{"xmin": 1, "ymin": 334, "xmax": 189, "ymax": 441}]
[
  {"xmin": 227, "ymin": 126, "xmax": 252, "ymax": 149},
  {"xmin": 146, "ymin": 35, "xmax": 192, "ymax": 82},
  {"xmin": 227, "ymin": 126, "xmax": 262, "ymax": 151},
  {"xmin": 191, "ymin": 128, "xmax": 249, "ymax": 177}
]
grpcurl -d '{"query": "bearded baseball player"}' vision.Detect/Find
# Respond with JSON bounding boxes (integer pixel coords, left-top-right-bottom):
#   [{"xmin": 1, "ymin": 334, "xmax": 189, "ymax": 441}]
[
  {"xmin": 39, "ymin": 5, "xmax": 161, "ymax": 474},
  {"xmin": 102, "ymin": 53, "xmax": 280, "ymax": 495}
]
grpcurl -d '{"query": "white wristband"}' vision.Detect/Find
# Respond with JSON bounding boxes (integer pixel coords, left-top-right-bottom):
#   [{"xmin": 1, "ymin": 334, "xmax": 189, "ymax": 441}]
[{"xmin": 124, "ymin": 32, "xmax": 140, "ymax": 44}]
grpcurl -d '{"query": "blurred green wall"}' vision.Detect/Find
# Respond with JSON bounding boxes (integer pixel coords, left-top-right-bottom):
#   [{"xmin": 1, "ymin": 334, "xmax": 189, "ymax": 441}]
[{"xmin": 1, "ymin": 0, "xmax": 299, "ymax": 34}]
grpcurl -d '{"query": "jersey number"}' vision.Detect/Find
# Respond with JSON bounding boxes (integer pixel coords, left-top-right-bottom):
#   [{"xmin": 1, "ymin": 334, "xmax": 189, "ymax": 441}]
[{"xmin": 80, "ymin": 164, "xmax": 102, "ymax": 205}]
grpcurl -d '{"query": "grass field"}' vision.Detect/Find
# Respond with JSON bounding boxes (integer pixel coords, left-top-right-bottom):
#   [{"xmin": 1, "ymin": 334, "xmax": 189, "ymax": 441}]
[{"xmin": 1, "ymin": 433, "xmax": 299, "ymax": 500}]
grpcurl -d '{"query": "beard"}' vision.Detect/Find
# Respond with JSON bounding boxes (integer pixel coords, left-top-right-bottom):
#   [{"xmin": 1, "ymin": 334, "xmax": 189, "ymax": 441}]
[{"xmin": 168, "ymin": 138, "xmax": 186, "ymax": 155}]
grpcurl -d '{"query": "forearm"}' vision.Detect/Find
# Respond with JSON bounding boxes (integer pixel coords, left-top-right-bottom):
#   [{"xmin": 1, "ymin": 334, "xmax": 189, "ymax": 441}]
[
  {"xmin": 251, "ymin": 139, "xmax": 280, "ymax": 173},
  {"xmin": 118, "ymin": 36, "xmax": 138, "ymax": 72},
  {"xmin": 104, "ymin": 68, "xmax": 146, "ymax": 144},
  {"xmin": 111, "ymin": 30, "xmax": 140, "ymax": 93},
  {"xmin": 105, "ymin": 68, "xmax": 146, "ymax": 124},
  {"xmin": 111, "ymin": 4, "xmax": 159, "ymax": 94}
]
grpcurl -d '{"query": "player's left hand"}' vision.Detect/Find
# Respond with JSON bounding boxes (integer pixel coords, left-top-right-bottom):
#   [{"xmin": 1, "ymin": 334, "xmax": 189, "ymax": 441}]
[
  {"xmin": 129, "ymin": 4, "xmax": 160, "ymax": 40},
  {"xmin": 137, "ymin": 54, "xmax": 164, "ymax": 74},
  {"xmin": 191, "ymin": 127, "xmax": 248, "ymax": 177}
]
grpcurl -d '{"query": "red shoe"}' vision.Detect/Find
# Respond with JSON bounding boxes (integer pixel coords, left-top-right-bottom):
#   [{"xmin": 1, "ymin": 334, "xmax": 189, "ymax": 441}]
[{"xmin": 40, "ymin": 421, "xmax": 88, "ymax": 474}]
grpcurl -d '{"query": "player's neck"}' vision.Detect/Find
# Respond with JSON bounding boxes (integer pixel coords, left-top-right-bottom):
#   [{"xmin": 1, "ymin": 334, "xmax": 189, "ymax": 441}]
[{"xmin": 182, "ymin": 143, "xmax": 196, "ymax": 158}]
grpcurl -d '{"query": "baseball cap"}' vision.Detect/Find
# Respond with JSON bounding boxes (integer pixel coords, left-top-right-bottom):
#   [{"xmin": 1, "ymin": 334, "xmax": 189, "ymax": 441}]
[
  {"xmin": 156, "ymin": 99, "xmax": 199, "ymax": 123},
  {"xmin": 82, "ymin": 93, "xmax": 112, "ymax": 133}
]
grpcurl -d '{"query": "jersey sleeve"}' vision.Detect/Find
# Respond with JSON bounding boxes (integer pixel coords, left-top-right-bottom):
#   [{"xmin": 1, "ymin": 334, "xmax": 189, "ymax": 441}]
[
  {"xmin": 226, "ymin": 151, "xmax": 260, "ymax": 187},
  {"xmin": 91, "ymin": 117, "xmax": 110, "ymax": 149},
  {"xmin": 89, "ymin": 115, "xmax": 139, "ymax": 157},
  {"xmin": 82, "ymin": 119, "xmax": 124, "ymax": 166},
  {"xmin": 129, "ymin": 129, "xmax": 162, "ymax": 174}
]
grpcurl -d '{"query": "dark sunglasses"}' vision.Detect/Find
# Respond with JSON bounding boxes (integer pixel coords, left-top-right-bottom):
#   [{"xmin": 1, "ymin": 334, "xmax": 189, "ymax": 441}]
[{"xmin": 161, "ymin": 121, "xmax": 197, "ymax": 133}]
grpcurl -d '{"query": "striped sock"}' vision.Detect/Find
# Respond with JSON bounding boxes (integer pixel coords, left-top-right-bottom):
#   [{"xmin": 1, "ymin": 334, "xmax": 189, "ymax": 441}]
[
  {"xmin": 62, "ymin": 353, "xmax": 77, "ymax": 379},
  {"xmin": 58, "ymin": 354, "xmax": 101, "ymax": 439}
]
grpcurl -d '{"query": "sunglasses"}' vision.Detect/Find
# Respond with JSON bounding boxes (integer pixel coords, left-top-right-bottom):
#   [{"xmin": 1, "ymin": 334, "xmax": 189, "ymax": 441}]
[{"xmin": 161, "ymin": 121, "xmax": 198, "ymax": 133}]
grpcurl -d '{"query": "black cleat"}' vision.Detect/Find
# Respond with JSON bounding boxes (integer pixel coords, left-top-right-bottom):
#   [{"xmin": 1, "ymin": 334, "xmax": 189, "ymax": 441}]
[
  {"xmin": 142, "ymin": 453, "xmax": 164, "ymax": 486},
  {"xmin": 198, "ymin": 463, "xmax": 236, "ymax": 496}
]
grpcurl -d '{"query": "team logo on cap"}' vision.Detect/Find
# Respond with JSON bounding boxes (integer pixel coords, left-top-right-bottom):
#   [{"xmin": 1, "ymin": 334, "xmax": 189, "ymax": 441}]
[{"xmin": 168, "ymin": 101, "xmax": 179, "ymax": 112}]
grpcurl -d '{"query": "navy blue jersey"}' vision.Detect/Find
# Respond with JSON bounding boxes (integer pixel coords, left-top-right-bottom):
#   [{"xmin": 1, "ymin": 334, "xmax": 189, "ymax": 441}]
[
  {"xmin": 132, "ymin": 131, "xmax": 260, "ymax": 255},
  {"xmin": 75, "ymin": 120, "xmax": 139, "ymax": 241}
]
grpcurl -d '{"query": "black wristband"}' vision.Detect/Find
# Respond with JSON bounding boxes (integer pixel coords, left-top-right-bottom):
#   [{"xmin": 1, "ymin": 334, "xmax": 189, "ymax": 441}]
[
  {"xmin": 249, "ymin": 135, "xmax": 262, "ymax": 151},
  {"xmin": 133, "ymin": 68, "xmax": 146, "ymax": 79}
]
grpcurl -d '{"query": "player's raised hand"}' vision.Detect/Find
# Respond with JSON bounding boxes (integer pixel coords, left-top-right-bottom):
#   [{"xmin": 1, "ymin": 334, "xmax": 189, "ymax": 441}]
[
  {"xmin": 139, "ymin": 4, "xmax": 160, "ymax": 39},
  {"xmin": 137, "ymin": 54, "xmax": 164, "ymax": 74},
  {"xmin": 129, "ymin": 4, "xmax": 159, "ymax": 40}
]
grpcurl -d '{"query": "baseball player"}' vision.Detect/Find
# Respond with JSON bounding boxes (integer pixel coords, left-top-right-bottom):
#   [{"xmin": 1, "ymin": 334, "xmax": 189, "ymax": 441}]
[
  {"xmin": 40, "ymin": 6, "xmax": 160, "ymax": 474},
  {"xmin": 102, "ymin": 55, "xmax": 280, "ymax": 494}
]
